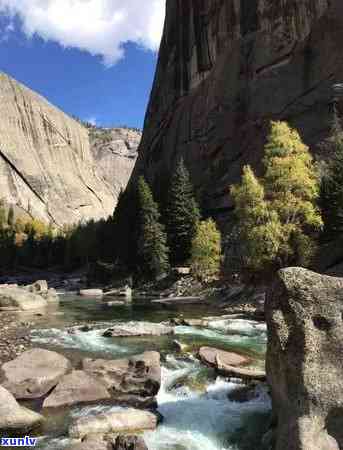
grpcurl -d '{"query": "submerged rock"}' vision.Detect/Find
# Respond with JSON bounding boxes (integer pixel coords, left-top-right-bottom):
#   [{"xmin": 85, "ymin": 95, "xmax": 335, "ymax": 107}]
[
  {"xmin": 102, "ymin": 322, "xmax": 174, "ymax": 338},
  {"xmin": 1, "ymin": 348, "xmax": 72, "ymax": 399},
  {"xmin": 69, "ymin": 409, "xmax": 158, "ymax": 439},
  {"xmin": 227, "ymin": 384, "xmax": 260, "ymax": 403},
  {"xmin": 0, "ymin": 385, "xmax": 44, "ymax": 433},
  {"xmin": 114, "ymin": 436, "xmax": 148, "ymax": 450},
  {"xmin": 43, "ymin": 370, "xmax": 110, "ymax": 408},
  {"xmin": 266, "ymin": 267, "xmax": 343, "ymax": 450},
  {"xmin": 198, "ymin": 347, "xmax": 249, "ymax": 368},
  {"xmin": 82, "ymin": 352, "xmax": 161, "ymax": 407},
  {"xmin": 66, "ymin": 434, "xmax": 112, "ymax": 450}
]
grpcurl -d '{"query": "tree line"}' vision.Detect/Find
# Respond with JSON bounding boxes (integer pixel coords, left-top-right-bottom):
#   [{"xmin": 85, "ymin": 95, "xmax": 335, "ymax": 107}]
[{"xmin": 1, "ymin": 114, "xmax": 343, "ymax": 282}]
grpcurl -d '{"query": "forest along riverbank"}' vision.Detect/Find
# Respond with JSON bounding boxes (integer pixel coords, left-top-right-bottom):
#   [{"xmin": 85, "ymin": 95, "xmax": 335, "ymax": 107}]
[{"xmin": 0, "ymin": 289, "xmax": 270, "ymax": 450}]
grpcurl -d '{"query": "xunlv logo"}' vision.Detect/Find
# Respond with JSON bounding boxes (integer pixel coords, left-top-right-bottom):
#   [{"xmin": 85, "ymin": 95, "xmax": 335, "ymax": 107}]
[{"xmin": 0, "ymin": 437, "xmax": 37, "ymax": 447}]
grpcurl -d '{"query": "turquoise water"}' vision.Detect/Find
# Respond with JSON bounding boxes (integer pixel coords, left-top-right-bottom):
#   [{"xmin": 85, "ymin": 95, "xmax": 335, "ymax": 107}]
[{"xmin": 25, "ymin": 294, "xmax": 270, "ymax": 450}]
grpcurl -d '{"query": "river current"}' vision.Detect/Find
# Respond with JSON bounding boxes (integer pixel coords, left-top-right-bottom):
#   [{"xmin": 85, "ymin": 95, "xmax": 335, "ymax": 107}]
[{"xmin": 23, "ymin": 294, "xmax": 270, "ymax": 450}]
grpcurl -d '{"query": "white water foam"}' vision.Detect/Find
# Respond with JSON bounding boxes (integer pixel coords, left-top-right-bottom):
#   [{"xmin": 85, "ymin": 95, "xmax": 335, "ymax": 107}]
[
  {"xmin": 30, "ymin": 327, "xmax": 128, "ymax": 355},
  {"xmin": 144, "ymin": 358, "xmax": 271, "ymax": 450}
]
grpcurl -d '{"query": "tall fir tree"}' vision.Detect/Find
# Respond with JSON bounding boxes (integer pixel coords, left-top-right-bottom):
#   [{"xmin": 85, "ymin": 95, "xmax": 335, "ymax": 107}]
[
  {"xmin": 320, "ymin": 108, "xmax": 343, "ymax": 239},
  {"xmin": 137, "ymin": 177, "xmax": 169, "ymax": 279},
  {"xmin": 165, "ymin": 157, "xmax": 200, "ymax": 265}
]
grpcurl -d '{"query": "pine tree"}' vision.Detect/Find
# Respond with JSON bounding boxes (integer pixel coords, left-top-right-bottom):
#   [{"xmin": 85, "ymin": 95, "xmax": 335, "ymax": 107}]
[
  {"xmin": 231, "ymin": 121, "xmax": 322, "ymax": 272},
  {"xmin": 191, "ymin": 219, "xmax": 222, "ymax": 282},
  {"xmin": 165, "ymin": 157, "xmax": 200, "ymax": 265},
  {"xmin": 137, "ymin": 177, "xmax": 169, "ymax": 279},
  {"xmin": 319, "ymin": 109, "xmax": 343, "ymax": 238}
]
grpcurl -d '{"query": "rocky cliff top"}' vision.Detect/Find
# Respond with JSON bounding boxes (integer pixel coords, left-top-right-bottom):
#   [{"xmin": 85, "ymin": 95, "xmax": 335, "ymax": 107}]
[{"xmin": 0, "ymin": 72, "xmax": 140, "ymax": 226}]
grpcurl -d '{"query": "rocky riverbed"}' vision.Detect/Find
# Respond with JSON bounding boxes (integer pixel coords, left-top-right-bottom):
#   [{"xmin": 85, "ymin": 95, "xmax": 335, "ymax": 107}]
[{"xmin": 0, "ymin": 281, "xmax": 270, "ymax": 450}]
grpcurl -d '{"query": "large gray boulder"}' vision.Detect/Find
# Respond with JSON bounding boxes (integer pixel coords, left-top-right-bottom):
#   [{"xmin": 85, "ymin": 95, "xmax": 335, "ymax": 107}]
[
  {"xmin": 43, "ymin": 370, "xmax": 110, "ymax": 408},
  {"xmin": 1, "ymin": 348, "xmax": 72, "ymax": 399},
  {"xmin": 0, "ymin": 285, "xmax": 48, "ymax": 311},
  {"xmin": 82, "ymin": 352, "xmax": 161, "ymax": 407},
  {"xmin": 0, "ymin": 385, "xmax": 44, "ymax": 433},
  {"xmin": 69, "ymin": 409, "xmax": 158, "ymax": 439},
  {"xmin": 102, "ymin": 322, "xmax": 174, "ymax": 338},
  {"xmin": 266, "ymin": 267, "xmax": 343, "ymax": 450}
]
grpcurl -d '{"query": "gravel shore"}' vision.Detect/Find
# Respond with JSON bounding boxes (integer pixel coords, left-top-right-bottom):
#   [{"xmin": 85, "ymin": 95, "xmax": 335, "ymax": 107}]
[{"xmin": 0, "ymin": 313, "xmax": 32, "ymax": 364}]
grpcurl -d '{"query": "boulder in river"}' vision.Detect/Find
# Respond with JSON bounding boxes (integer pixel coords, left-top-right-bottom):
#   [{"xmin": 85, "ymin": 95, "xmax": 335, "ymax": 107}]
[
  {"xmin": 1, "ymin": 348, "xmax": 72, "ymax": 399},
  {"xmin": 198, "ymin": 347, "xmax": 250, "ymax": 368},
  {"xmin": 216, "ymin": 358, "xmax": 266, "ymax": 382},
  {"xmin": 266, "ymin": 267, "xmax": 343, "ymax": 450},
  {"xmin": 69, "ymin": 408, "xmax": 158, "ymax": 439},
  {"xmin": 82, "ymin": 351, "xmax": 161, "ymax": 407},
  {"xmin": 0, "ymin": 285, "xmax": 48, "ymax": 311},
  {"xmin": 0, "ymin": 385, "xmax": 44, "ymax": 433},
  {"xmin": 102, "ymin": 322, "xmax": 174, "ymax": 338},
  {"xmin": 43, "ymin": 370, "xmax": 111, "ymax": 408}
]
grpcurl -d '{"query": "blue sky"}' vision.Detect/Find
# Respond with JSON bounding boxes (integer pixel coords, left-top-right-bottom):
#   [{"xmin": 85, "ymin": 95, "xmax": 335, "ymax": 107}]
[{"xmin": 0, "ymin": 1, "xmax": 165, "ymax": 129}]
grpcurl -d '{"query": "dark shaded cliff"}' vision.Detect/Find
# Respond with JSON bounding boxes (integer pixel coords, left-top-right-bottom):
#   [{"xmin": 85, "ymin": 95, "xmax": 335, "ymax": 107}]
[{"xmin": 132, "ymin": 0, "xmax": 343, "ymax": 216}]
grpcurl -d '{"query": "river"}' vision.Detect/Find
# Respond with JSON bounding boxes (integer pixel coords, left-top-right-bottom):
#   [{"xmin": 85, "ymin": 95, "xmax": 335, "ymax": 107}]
[{"xmin": 21, "ymin": 294, "xmax": 270, "ymax": 450}]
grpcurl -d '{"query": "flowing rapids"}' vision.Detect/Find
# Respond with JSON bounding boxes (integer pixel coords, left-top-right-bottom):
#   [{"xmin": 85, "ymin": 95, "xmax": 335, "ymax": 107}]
[{"xmin": 27, "ymin": 295, "xmax": 270, "ymax": 450}]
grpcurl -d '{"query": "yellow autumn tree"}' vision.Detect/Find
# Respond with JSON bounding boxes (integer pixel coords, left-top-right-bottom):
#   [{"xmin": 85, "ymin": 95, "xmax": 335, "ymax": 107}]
[
  {"xmin": 231, "ymin": 121, "xmax": 322, "ymax": 272},
  {"xmin": 191, "ymin": 219, "xmax": 222, "ymax": 282}
]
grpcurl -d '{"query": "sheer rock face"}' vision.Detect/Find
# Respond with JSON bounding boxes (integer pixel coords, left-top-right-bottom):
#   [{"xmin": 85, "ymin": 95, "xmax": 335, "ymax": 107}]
[
  {"xmin": 266, "ymin": 267, "xmax": 343, "ymax": 450},
  {"xmin": 90, "ymin": 127, "xmax": 141, "ymax": 200},
  {"xmin": 133, "ymin": 0, "xmax": 343, "ymax": 213},
  {"xmin": 0, "ymin": 73, "xmax": 139, "ymax": 226}
]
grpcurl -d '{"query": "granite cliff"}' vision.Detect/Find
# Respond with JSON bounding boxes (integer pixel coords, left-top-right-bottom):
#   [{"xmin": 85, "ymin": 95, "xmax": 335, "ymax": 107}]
[
  {"xmin": 132, "ymin": 0, "xmax": 343, "ymax": 215},
  {"xmin": 0, "ymin": 73, "xmax": 140, "ymax": 226}
]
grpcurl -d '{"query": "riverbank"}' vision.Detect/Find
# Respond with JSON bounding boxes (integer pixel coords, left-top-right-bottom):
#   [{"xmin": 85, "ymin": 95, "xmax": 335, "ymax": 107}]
[{"xmin": 0, "ymin": 312, "xmax": 32, "ymax": 364}]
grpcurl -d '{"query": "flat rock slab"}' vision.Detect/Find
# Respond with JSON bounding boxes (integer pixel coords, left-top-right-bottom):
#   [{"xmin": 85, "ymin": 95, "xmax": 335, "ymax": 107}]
[
  {"xmin": 80, "ymin": 289, "xmax": 104, "ymax": 297},
  {"xmin": 1, "ymin": 348, "xmax": 72, "ymax": 399},
  {"xmin": 0, "ymin": 286, "xmax": 47, "ymax": 311},
  {"xmin": 152, "ymin": 297, "xmax": 203, "ymax": 305},
  {"xmin": 82, "ymin": 351, "xmax": 161, "ymax": 405},
  {"xmin": 216, "ymin": 358, "xmax": 266, "ymax": 382},
  {"xmin": 0, "ymin": 385, "xmax": 44, "ymax": 433},
  {"xmin": 103, "ymin": 322, "xmax": 174, "ymax": 338},
  {"xmin": 198, "ymin": 347, "xmax": 250, "ymax": 368},
  {"xmin": 43, "ymin": 370, "xmax": 110, "ymax": 408},
  {"xmin": 69, "ymin": 408, "xmax": 158, "ymax": 439}
]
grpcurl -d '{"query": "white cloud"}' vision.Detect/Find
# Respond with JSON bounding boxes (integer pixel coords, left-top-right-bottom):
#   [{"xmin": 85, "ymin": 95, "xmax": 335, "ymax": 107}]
[{"xmin": 0, "ymin": 0, "xmax": 165, "ymax": 66}]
